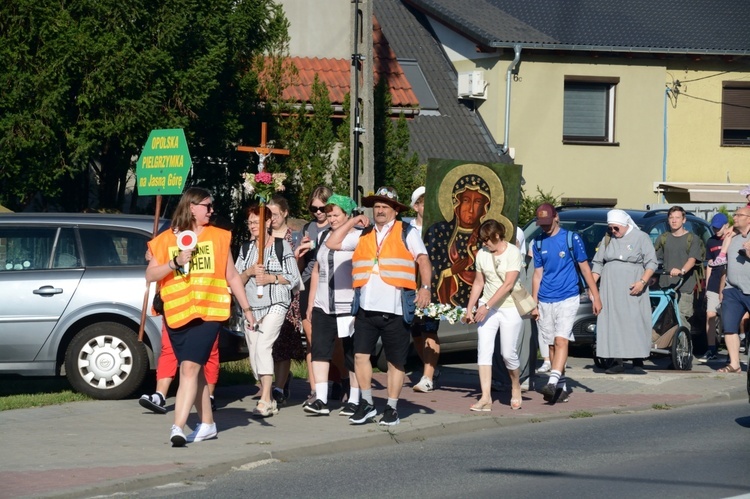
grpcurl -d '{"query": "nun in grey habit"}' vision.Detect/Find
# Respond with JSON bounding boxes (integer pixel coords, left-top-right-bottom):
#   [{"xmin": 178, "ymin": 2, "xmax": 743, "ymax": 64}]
[{"xmin": 591, "ymin": 210, "xmax": 658, "ymax": 372}]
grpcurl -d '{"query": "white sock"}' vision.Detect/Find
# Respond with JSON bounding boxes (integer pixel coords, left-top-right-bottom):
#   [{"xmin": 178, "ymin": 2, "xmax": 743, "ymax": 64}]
[
  {"xmin": 315, "ymin": 382, "xmax": 328, "ymax": 404},
  {"xmin": 548, "ymin": 370, "xmax": 561, "ymax": 387},
  {"xmin": 348, "ymin": 387, "xmax": 361, "ymax": 405}
]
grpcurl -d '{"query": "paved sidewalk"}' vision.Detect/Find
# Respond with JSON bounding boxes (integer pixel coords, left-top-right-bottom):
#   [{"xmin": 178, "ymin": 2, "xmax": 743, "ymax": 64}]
[{"xmin": 0, "ymin": 354, "xmax": 746, "ymax": 498}]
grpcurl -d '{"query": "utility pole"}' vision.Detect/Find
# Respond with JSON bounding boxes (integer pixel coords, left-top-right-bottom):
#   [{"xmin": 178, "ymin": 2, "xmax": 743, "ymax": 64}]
[{"xmin": 350, "ymin": 0, "xmax": 374, "ymax": 205}]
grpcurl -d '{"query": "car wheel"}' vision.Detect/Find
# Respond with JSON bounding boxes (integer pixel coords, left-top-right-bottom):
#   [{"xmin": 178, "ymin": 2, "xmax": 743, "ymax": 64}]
[{"xmin": 65, "ymin": 322, "xmax": 149, "ymax": 400}]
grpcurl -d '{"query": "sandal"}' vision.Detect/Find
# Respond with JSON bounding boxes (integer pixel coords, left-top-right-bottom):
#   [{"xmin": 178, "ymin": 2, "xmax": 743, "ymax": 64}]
[
  {"xmin": 470, "ymin": 401, "xmax": 492, "ymax": 412},
  {"xmin": 717, "ymin": 365, "xmax": 742, "ymax": 374},
  {"xmin": 510, "ymin": 398, "xmax": 522, "ymax": 411},
  {"xmin": 253, "ymin": 399, "xmax": 279, "ymax": 417}
]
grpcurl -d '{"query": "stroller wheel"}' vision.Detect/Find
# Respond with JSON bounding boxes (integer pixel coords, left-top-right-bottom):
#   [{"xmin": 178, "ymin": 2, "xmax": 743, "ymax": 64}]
[{"xmin": 671, "ymin": 326, "xmax": 693, "ymax": 371}]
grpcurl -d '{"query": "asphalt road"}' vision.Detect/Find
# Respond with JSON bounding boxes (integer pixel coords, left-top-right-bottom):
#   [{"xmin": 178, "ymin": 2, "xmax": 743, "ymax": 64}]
[{"xmin": 132, "ymin": 399, "xmax": 750, "ymax": 498}]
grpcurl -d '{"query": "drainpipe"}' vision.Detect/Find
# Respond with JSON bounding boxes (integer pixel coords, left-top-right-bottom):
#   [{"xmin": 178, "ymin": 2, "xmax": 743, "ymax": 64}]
[
  {"xmin": 501, "ymin": 44, "xmax": 522, "ymax": 155},
  {"xmin": 662, "ymin": 86, "xmax": 670, "ymax": 203}
]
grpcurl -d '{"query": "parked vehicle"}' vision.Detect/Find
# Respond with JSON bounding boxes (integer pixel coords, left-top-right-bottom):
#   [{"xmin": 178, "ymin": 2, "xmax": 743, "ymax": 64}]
[
  {"xmin": 523, "ymin": 206, "xmax": 712, "ymax": 349},
  {"xmin": 0, "ymin": 213, "xmax": 246, "ymax": 400}
]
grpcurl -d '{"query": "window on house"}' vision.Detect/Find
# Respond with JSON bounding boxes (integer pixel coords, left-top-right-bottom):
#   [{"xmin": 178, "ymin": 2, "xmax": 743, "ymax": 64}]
[
  {"xmin": 563, "ymin": 77, "xmax": 619, "ymax": 144},
  {"xmin": 722, "ymin": 82, "xmax": 750, "ymax": 146}
]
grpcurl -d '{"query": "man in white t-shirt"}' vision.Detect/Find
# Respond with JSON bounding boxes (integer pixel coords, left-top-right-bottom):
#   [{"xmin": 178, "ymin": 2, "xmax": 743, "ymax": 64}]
[{"xmin": 326, "ymin": 187, "xmax": 431, "ymax": 426}]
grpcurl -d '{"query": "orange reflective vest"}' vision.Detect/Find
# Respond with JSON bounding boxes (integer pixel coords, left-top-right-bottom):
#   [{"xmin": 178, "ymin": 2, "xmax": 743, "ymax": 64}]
[
  {"xmin": 148, "ymin": 225, "xmax": 232, "ymax": 328},
  {"xmin": 352, "ymin": 221, "xmax": 417, "ymax": 290}
]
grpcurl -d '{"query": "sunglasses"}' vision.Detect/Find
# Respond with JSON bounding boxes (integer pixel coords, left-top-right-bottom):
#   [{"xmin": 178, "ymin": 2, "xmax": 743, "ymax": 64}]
[
  {"xmin": 193, "ymin": 202, "xmax": 213, "ymax": 212},
  {"xmin": 608, "ymin": 226, "xmax": 621, "ymax": 233},
  {"xmin": 309, "ymin": 206, "xmax": 326, "ymax": 214},
  {"xmin": 374, "ymin": 187, "xmax": 398, "ymax": 199}
]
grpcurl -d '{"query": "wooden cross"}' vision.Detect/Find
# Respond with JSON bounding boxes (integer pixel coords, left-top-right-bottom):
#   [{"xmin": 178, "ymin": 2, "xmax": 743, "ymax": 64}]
[
  {"xmin": 237, "ymin": 122, "xmax": 290, "ymax": 296},
  {"xmin": 237, "ymin": 122, "xmax": 290, "ymax": 172}
]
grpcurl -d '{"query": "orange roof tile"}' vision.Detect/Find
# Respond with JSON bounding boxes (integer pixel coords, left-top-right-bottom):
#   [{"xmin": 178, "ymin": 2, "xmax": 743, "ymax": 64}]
[{"xmin": 260, "ymin": 16, "xmax": 419, "ymax": 112}]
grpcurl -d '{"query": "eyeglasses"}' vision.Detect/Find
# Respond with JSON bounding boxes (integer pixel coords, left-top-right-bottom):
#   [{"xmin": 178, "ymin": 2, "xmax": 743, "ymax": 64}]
[
  {"xmin": 375, "ymin": 187, "xmax": 398, "ymax": 199},
  {"xmin": 733, "ymin": 213, "xmax": 750, "ymax": 218},
  {"xmin": 309, "ymin": 206, "xmax": 326, "ymax": 214},
  {"xmin": 270, "ymin": 212, "xmax": 284, "ymax": 220},
  {"xmin": 247, "ymin": 220, "xmax": 260, "ymax": 226},
  {"xmin": 193, "ymin": 202, "xmax": 213, "ymax": 212}
]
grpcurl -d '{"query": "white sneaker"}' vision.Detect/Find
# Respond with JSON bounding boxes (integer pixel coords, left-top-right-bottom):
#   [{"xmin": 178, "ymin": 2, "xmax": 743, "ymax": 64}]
[
  {"xmin": 170, "ymin": 425, "xmax": 186, "ymax": 447},
  {"xmin": 413, "ymin": 376, "xmax": 434, "ymax": 393},
  {"xmin": 537, "ymin": 361, "xmax": 551, "ymax": 373},
  {"xmin": 186, "ymin": 423, "xmax": 217, "ymax": 443},
  {"xmin": 520, "ymin": 379, "xmax": 530, "ymax": 392}
]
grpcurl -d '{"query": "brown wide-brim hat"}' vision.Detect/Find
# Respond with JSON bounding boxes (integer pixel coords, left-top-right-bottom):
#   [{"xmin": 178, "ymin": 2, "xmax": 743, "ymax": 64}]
[{"xmin": 361, "ymin": 186, "xmax": 409, "ymax": 213}]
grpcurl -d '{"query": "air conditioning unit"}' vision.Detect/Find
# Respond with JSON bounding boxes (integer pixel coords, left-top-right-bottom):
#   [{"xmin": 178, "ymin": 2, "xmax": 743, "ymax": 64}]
[{"xmin": 457, "ymin": 70, "xmax": 487, "ymax": 99}]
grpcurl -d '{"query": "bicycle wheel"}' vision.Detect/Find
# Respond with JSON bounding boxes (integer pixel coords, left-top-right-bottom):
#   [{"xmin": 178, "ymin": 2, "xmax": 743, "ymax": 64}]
[{"xmin": 671, "ymin": 326, "xmax": 693, "ymax": 371}]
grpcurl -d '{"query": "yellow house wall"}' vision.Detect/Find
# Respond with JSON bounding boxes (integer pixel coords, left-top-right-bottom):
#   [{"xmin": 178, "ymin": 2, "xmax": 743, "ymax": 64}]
[
  {"xmin": 454, "ymin": 56, "xmax": 666, "ymax": 209},
  {"xmin": 664, "ymin": 63, "xmax": 750, "ymax": 183}
]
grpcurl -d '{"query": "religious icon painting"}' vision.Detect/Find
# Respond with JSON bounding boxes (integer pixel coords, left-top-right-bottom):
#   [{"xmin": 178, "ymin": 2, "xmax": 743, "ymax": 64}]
[{"xmin": 422, "ymin": 159, "xmax": 523, "ymax": 308}]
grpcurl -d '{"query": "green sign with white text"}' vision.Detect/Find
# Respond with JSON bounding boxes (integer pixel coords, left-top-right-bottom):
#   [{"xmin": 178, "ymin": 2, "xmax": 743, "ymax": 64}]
[{"xmin": 136, "ymin": 129, "xmax": 192, "ymax": 195}]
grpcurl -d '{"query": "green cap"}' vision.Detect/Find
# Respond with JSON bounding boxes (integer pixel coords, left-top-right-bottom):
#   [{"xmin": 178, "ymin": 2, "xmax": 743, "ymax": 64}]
[{"xmin": 327, "ymin": 194, "xmax": 358, "ymax": 215}]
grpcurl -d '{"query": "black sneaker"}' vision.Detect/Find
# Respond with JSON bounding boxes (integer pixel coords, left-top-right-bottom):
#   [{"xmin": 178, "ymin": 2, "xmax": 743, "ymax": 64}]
[
  {"xmin": 303, "ymin": 399, "xmax": 330, "ymax": 415},
  {"xmin": 543, "ymin": 386, "xmax": 571, "ymax": 404},
  {"xmin": 379, "ymin": 406, "xmax": 400, "ymax": 426},
  {"xmin": 339, "ymin": 402, "xmax": 358, "ymax": 417},
  {"xmin": 540, "ymin": 383, "xmax": 557, "ymax": 402},
  {"xmin": 272, "ymin": 387, "xmax": 287, "ymax": 406},
  {"xmin": 302, "ymin": 392, "xmax": 317, "ymax": 408},
  {"xmin": 349, "ymin": 401, "xmax": 377, "ymax": 424},
  {"xmin": 139, "ymin": 393, "xmax": 167, "ymax": 414}
]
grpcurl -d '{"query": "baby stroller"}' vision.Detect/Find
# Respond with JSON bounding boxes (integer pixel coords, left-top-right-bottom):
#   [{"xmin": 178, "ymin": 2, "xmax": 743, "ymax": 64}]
[{"xmin": 594, "ymin": 276, "xmax": 693, "ymax": 371}]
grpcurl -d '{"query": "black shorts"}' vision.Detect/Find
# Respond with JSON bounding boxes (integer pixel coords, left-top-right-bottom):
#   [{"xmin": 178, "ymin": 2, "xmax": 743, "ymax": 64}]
[
  {"xmin": 410, "ymin": 316, "xmax": 441, "ymax": 338},
  {"xmin": 166, "ymin": 319, "xmax": 221, "ymax": 365},
  {"xmin": 353, "ymin": 309, "xmax": 410, "ymax": 368},
  {"xmin": 310, "ymin": 308, "xmax": 355, "ymax": 370}
]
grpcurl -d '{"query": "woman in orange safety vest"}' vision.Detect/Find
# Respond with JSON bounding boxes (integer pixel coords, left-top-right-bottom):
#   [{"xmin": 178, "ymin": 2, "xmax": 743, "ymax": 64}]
[{"xmin": 147, "ymin": 187, "xmax": 255, "ymax": 447}]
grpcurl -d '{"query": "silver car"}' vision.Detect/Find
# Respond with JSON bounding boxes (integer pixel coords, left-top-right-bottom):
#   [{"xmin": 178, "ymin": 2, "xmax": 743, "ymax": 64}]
[{"xmin": 0, "ymin": 213, "xmax": 245, "ymax": 399}]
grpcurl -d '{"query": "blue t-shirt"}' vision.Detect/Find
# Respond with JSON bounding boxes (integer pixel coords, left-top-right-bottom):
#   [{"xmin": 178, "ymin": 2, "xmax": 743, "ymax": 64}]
[{"xmin": 532, "ymin": 228, "xmax": 587, "ymax": 303}]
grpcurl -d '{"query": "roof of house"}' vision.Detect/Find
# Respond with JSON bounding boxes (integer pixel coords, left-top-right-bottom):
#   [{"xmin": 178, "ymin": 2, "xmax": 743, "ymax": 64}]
[
  {"xmin": 405, "ymin": 0, "xmax": 750, "ymax": 55},
  {"xmin": 269, "ymin": 18, "xmax": 419, "ymax": 110},
  {"xmin": 374, "ymin": 0, "xmax": 508, "ymax": 164}
]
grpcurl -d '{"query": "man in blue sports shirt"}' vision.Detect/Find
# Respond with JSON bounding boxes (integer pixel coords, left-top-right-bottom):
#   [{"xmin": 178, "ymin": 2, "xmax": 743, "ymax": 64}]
[{"xmin": 531, "ymin": 203, "xmax": 601, "ymax": 402}]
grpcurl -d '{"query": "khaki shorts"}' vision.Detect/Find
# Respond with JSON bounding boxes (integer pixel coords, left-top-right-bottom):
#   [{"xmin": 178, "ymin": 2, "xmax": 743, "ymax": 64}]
[
  {"xmin": 537, "ymin": 295, "xmax": 580, "ymax": 346},
  {"xmin": 706, "ymin": 290, "xmax": 721, "ymax": 314}
]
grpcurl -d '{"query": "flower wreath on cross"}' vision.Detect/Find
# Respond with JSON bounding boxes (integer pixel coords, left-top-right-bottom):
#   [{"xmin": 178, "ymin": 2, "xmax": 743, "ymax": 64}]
[{"xmin": 241, "ymin": 170, "xmax": 287, "ymax": 203}]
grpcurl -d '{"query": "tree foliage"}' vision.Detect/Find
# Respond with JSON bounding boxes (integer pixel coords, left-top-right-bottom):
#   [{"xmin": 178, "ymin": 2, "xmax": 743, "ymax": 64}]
[
  {"xmin": 373, "ymin": 78, "xmax": 421, "ymax": 204},
  {"xmin": 0, "ymin": 0, "xmax": 288, "ymax": 212},
  {"xmin": 519, "ymin": 186, "xmax": 559, "ymax": 226}
]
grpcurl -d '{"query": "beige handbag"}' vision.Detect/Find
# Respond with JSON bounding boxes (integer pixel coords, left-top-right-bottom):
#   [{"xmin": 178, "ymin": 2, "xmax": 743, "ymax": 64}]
[{"xmin": 494, "ymin": 257, "xmax": 537, "ymax": 316}]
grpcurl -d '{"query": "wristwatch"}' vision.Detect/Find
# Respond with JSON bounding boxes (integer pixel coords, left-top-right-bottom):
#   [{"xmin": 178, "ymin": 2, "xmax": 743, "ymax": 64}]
[
  {"xmin": 483, "ymin": 303, "xmax": 490, "ymax": 310},
  {"xmin": 242, "ymin": 306, "xmax": 251, "ymax": 312},
  {"xmin": 421, "ymin": 285, "xmax": 430, "ymax": 290},
  {"xmin": 275, "ymin": 275, "xmax": 279, "ymax": 284},
  {"xmin": 639, "ymin": 279, "xmax": 647, "ymax": 286}
]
